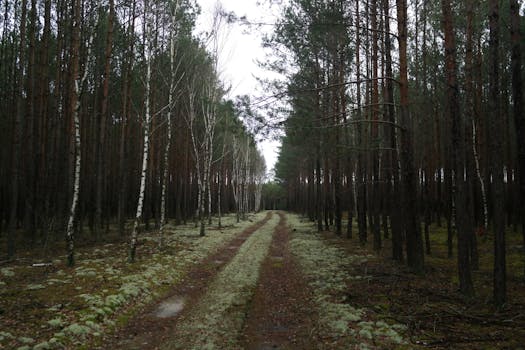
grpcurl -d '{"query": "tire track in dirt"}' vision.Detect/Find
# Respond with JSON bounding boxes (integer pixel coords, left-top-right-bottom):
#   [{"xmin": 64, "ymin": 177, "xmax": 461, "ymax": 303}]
[
  {"xmin": 240, "ymin": 212, "xmax": 318, "ymax": 349},
  {"xmin": 100, "ymin": 212, "xmax": 273, "ymax": 350},
  {"xmin": 159, "ymin": 212, "xmax": 281, "ymax": 349}
]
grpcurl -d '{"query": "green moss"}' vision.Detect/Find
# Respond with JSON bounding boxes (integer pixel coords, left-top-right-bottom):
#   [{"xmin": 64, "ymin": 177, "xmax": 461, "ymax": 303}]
[
  {"xmin": 0, "ymin": 331, "xmax": 14, "ymax": 341},
  {"xmin": 164, "ymin": 214, "xmax": 280, "ymax": 349},
  {"xmin": 288, "ymin": 213, "xmax": 406, "ymax": 347},
  {"xmin": 18, "ymin": 337, "xmax": 35, "ymax": 344},
  {"xmin": 1, "ymin": 267, "xmax": 15, "ymax": 277},
  {"xmin": 63, "ymin": 323, "xmax": 91, "ymax": 337},
  {"xmin": 359, "ymin": 328, "xmax": 373, "ymax": 339},
  {"xmin": 47, "ymin": 318, "xmax": 64, "ymax": 328},
  {"xmin": 26, "ymin": 284, "xmax": 45, "ymax": 290},
  {"xmin": 33, "ymin": 341, "xmax": 52, "ymax": 350},
  {"xmin": 2, "ymin": 212, "xmax": 271, "ymax": 350}
]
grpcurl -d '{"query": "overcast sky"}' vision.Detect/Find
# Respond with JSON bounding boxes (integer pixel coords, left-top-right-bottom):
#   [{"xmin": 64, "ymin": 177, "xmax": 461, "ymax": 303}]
[{"xmin": 195, "ymin": 0, "xmax": 282, "ymax": 177}]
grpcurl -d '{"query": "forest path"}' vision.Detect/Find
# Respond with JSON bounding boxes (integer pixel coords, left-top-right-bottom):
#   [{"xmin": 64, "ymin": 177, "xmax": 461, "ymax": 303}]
[
  {"xmin": 102, "ymin": 211, "xmax": 319, "ymax": 350},
  {"xmin": 99, "ymin": 212, "xmax": 411, "ymax": 350},
  {"xmin": 100, "ymin": 212, "xmax": 273, "ymax": 349},
  {"xmin": 239, "ymin": 211, "xmax": 317, "ymax": 349}
]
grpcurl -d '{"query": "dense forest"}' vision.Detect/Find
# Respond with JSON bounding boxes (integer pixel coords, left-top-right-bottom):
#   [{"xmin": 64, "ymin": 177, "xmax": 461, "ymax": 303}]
[
  {"xmin": 1, "ymin": 0, "xmax": 525, "ymax": 348},
  {"xmin": 264, "ymin": 0, "xmax": 524, "ymax": 306},
  {"xmin": 0, "ymin": 0, "xmax": 266, "ymax": 264}
]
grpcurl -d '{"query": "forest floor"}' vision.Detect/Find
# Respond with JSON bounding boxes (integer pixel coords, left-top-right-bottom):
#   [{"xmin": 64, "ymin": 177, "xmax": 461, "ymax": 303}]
[{"xmin": 1, "ymin": 212, "xmax": 525, "ymax": 349}]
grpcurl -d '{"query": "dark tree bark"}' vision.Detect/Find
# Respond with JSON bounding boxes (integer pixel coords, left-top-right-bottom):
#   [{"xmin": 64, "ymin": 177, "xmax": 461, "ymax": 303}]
[
  {"xmin": 489, "ymin": 0, "xmax": 506, "ymax": 307},
  {"xmin": 383, "ymin": 0, "xmax": 403, "ymax": 262},
  {"xmin": 355, "ymin": 0, "xmax": 367, "ymax": 245},
  {"xmin": 396, "ymin": 0, "xmax": 424, "ymax": 273},
  {"xmin": 24, "ymin": 0, "xmax": 37, "ymax": 241},
  {"xmin": 95, "ymin": 0, "xmax": 115, "ymax": 239},
  {"xmin": 442, "ymin": 0, "xmax": 474, "ymax": 297},
  {"xmin": 465, "ymin": 0, "xmax": 479, "ymax": 271},
  {"xmin": 7, "ymin": 0, "xmax": 28, "ymax": 260},
  {"xmin": 371, "ymin": 0, "xmax": 381, "ymax": 252},
  {"xmin": 509, "ymin": 0, "xmax": 525, "ymax": 280},
  {"xmin": 118, "ymin": 0, "xmax": 136, "ymax": 236}
]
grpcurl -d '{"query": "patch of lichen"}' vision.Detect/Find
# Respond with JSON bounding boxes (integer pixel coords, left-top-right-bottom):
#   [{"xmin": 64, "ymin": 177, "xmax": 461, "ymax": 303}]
[
  {"xmin": 334, "ymin": 218, "xmax": 525, "ymax": 349},
  {"xmin": 287, "ymin": 214, "xmax": 406, "ymax": 349},
  {"xmin": 0, "ymin": 212, "xmax": 267, "ymax": 350},
  {"xmin": 162, "ymin": 213, "xmax": 280, "ymax": 350}
]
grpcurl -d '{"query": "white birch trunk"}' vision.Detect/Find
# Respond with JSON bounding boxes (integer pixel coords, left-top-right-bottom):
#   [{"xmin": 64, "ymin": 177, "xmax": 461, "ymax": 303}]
[
  {"xmin": 129, "ymin": 12, "xmax": 152, "ymax": 262},
  {"xmin": 472, "ymin": 119, "xmax": 488, "ymax": 230},
  {"xmin": 66, "ymin": 3, "xmax": 98, "ymax": 266},
  {"xmin": 187, "ymin": 88, "xmax": 203, "ymax": 229},
  {"xmin": 232, "ymin": 137, "xmax": 241, "ymax": 222},
  {"xmin": 66, "ymin": 99, "xmax": 81, "ymax": 267},
  {"xmin": 217, "ymin": 140, "xmax": 227, "ymax": 228},
  {"xmin": 242, "ymin": 138, "xmax": 250, "ymax": 219},
  {"xmin": 159, "ymin": 0, "xmax": 180, "ymax": 250}
]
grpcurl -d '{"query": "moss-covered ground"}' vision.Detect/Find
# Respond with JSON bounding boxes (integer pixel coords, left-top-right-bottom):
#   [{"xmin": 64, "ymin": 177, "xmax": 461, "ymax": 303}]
[
  {"xmin": 309, "ymin": 213, "xmax": 525, "ymax": 349},
  {"xmin": 0, "ymin": 212, "xmax": 266, "ymax": 350},
  {"xmin": 287, "ymin": 214, "xmax": 407, "ymax": 349},
  {"xmin": 160, "ymin": 213, "xmax": 281, "ymax": 350},
  {"xmin": 4, "ymin": 211, "xmax": 523, "ymax": 350}
]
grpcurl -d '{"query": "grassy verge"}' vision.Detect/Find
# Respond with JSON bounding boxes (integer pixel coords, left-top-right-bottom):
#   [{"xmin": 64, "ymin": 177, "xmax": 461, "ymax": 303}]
[
  {"xmin": 0, "ymin": 212, "xmax": 267, "ymax": 350},
  {"xmin": 287, "ymin": 214, "xmax": 407, "ymax": 350}
]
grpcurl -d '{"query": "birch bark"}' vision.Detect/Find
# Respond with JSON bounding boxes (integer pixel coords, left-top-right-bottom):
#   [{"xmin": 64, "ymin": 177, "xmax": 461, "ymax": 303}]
[
  {"xmin": 129, "ymin": 4, "xmax": 153, "ymax": 262},
  {"xmin": 67, "ymin": 0, "xmax": 98, "ymax": 266},
  {"xmin": 160, "ymin": 0, "xmax": 181, "ymax": 249}
]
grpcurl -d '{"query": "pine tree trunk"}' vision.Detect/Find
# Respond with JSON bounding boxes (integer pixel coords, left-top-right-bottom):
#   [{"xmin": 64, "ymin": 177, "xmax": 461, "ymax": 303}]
[
  {"xmin": 382, "ymin": 0, "xmax": 403, "ymax": 261},
  {"xmin": 442, "ymin": 0, "xmax": 474, "ymax": 296},
  {"xmin": 397, "ymin": 0, "xmax": 424, "ymax": 274},
  {"xmin": 509, "ymin": 0, "xmax": 525, "ymax": 280},
  {"xmin": 94, "ymin": 0, "xmax": 114, "ymax": 240},
  {"xmin": 118, "ymin": 0, "xmax": 136, "ymax": 237},
  {"xmin": 7, "ymin": 0, "xmax": 28, "ymax": 260},
  {"xmin": 371, "ymin": 0, "xmax": 381, "ymax": 252},
  {"xmin": 489, "ymin": 0, "xmax": 506, "ymax": 306}
]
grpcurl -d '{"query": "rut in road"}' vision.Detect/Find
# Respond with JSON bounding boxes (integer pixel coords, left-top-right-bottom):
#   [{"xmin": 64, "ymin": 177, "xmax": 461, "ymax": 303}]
[
  {"xmin": 240, "ymin": 211, "xmax": 317, "ymax": 349},
  {"xmin": 160, "ymin": 212, "xmax": 281, "ymax": 349},
  {"xmin": 101, "ymin": 212, "xmax": 273, "ymax": 350}
]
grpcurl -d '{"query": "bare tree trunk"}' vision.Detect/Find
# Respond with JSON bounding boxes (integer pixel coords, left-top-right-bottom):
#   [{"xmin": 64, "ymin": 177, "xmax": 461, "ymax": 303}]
[
  {"xmin": 159, "ymin": 0, "xmax": 180, "ymax": 249},
  {"xmin": 509, "ymin": 0, "xmax": 525, "ymax": 280},
  {"xmin": 118, "ymin": 0, "xmax": 136, "ymax": 236},
  {"xmin": 465, "ymin": 0, "xmax": 479, "ymax": 270},
  {"xmin": 355, "ymin": 0, "xmax": 367, "ymax": 244},
  {"xmin": 67, "ymin": 0, "xmax": 97, "ymax": 266},
  {"xmin": 489, "ymin": 0, "xmax": 506, "ymax": 307},
  {"xmin": 442, "ymin": 0, "xmax": 474, "ymax": 296},
  {"xmin": 129, "ymin": 5, "xmax": 153, "ymax": 262},
  {"xmin": 382, "ymin": 0, "xmax": 402, "ymax": 261},
  {"xmin": 24, "ymin": 0, "xmax": 37, "ymax": 241},
  {"xmin": 371, "ymin": 0, "xmax": 381, "ymax": 252},
  {"xmin": 397, "ymin": 0, "xmax": 424, "ymax": 274},
  {"xmin": 7, "ymin": 0, "xmax": 28, "ymax": 260},
  {"xmin": 95, "ymin": 0, "xmax": 114, "ymax": 240}
]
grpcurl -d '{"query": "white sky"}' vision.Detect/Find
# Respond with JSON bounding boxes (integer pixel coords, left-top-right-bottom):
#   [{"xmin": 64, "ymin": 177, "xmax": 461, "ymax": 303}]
[{"xmin": 195, "ymin": 0, "xmax": 281, "ymax": 177}]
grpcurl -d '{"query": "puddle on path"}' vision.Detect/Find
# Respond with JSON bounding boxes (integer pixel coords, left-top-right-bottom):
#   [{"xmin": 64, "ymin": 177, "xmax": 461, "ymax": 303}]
[{"xmin": 154, "ymin": 296, "xmax": 185, "ymax": 318}]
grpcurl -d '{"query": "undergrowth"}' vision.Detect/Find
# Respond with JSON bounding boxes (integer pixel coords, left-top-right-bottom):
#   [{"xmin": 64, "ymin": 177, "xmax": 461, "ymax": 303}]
[
  {"xmin": 287, "ymin": 214, "xmax": 407, "ymax": 349},
  {"xmin": 0, "ymin": 212, "xmax": 266, "ymax": 350}
]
